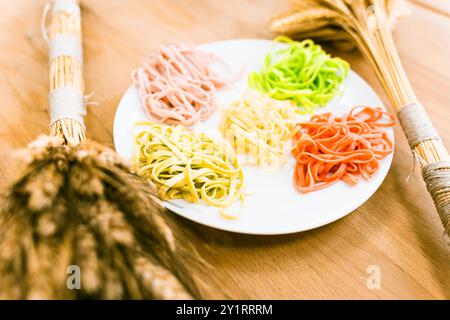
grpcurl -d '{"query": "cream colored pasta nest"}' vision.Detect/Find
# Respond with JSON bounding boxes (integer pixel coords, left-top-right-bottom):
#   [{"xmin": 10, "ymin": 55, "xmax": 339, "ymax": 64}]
[{"xmin": 220, "ymin": 90, "xmax": 298, "ymax": 168}]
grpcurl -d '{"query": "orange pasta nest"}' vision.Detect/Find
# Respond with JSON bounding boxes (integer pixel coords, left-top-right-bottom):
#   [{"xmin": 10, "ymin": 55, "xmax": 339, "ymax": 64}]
[{"xmin": 292, "ymin": 106, "xmax": 395, "ymax": 193}]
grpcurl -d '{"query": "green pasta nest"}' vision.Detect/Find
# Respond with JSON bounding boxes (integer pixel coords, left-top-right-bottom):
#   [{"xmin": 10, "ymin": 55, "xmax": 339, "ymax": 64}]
[{"xmin": 249, "ymin": 36, "xmax": 350, "ymax": 114}]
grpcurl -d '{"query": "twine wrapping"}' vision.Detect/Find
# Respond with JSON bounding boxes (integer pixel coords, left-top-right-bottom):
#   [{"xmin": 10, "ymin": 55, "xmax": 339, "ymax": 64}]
[
  {"xmin": 50, "ymin": 88, "xmax": 86, "ymax": 127},
  {"xmin": 422, "ymin": 161, "xmax": 450, "ymax": 238},
  {"xmin": 397, "ymin": 103, "xmax": 440, "ymax": 149},
  {"xmin": 398, "ymin": 103, "xmax": 450, "ymax": 239},
  {"xmin": 51, "ymin": 0, "xmax": 81, "ymax": 16},
  {"xmin": 49, "ymin": 34, "xmax": 83, "ymax": 63}
]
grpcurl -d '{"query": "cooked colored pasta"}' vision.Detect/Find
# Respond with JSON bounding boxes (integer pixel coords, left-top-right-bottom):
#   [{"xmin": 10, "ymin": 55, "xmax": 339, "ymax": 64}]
[
  {"xmin": 132, "ymin": 43, "xmax": 228, "ymax": 126},
  {"xmin": 248, "ymin": 36, "xmax": 349, "ymax": 114},
  {"xmin": 134, "ymin": 122, "xmax": 244, "ymax": 207},
  {"xmin": 292, "ymin": 106, "xmax": 395, "ymax": 192},
  {"xmin": 220, "ymin": 91, "xmax": 298, "ymax": 167}
]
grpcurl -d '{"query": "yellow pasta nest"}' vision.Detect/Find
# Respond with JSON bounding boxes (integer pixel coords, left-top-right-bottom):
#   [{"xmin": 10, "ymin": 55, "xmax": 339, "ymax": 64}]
[
  {"xmin": 134, "ymin": 122, "xmax": 244, "ymax": 208},
  {"xmin": 220, "ymin": 91, "xmax": 298, "ymax": 167}
]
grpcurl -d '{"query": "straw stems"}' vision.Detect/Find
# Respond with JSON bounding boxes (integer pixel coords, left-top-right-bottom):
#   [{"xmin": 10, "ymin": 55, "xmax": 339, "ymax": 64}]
[
  {"xmin": 271, "ymin": 0, "xmax": 450, "ymax": 238},
  {"xmin": 48, "ymin": 10, "xmax": 86, "ymax": 146}
]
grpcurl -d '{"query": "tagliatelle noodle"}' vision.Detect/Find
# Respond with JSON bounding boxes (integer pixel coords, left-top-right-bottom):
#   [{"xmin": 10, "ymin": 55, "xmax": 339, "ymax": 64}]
[
  {"xmin": 248, "ymin": 36, "xmax": 349, "ymax": 114},
  {"xmin": 132, "ymin": 43, "xmax": 229, "ymax": 126},
  {"xmin": 292, "ymin": 106, "xmax": 395, "ymax": 192},
  {"xmin": 134, "ymin": 122, "xmax": 244, "ymax": 208},
  {"xmin": 220, "ymin": 91, "xmax": 298, "ymax": 167}
]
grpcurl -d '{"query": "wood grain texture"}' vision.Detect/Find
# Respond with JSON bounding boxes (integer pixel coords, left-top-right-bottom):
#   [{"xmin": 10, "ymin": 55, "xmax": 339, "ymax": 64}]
[
  {"xmin": 0, "ymin": 0, "xmax": 449, "ymax": 299},
  {"xmin": 412, "ymin": 0, "xmax": 450, "ymax": 17}
]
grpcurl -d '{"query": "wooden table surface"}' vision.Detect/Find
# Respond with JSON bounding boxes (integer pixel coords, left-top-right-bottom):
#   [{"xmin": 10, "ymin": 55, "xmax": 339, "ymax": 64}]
[{"xmin": 0, "ymin": 0, "xmax": 449, "ymax": 299}]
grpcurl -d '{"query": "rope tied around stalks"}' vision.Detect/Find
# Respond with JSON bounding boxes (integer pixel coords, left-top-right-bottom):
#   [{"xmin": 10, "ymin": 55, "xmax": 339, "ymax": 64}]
[
  {"xmin": 49, "ymin": 34, "xmax": 83, "ymax": 63},
  {"xmin": 398, "ymin": 103, "xmax": 450, "ymax": 239},
  {"xmin": 49, "ymin": 88, "xmax": 85, "ymax": 127},
  {"xmin": 422, "ymin": 161, "xmax": 450, "ymax": 239},
  {"xmin": 397, "ymin": 103, "xmax": 440, "ymax": 149}
]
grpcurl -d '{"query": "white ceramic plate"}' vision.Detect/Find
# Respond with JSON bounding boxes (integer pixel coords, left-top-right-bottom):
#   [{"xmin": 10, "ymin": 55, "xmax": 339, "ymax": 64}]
[{"xmin": 113, "ymin": 39, "xmax": 394, "ymax": 235}]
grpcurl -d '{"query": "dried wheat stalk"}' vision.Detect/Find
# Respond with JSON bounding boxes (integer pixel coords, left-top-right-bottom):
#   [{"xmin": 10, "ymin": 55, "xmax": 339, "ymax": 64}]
[
  {"xmin": 0, "ymin": 0, "xmax": 201, "ymax": 299},
  {"xmin": 0, "ymin": 137, "xmax": 198, "ymax": 299},
  {"xmin": 48, "ymin": 9, "xmax": 86, "ymax": 145},
  {"xmin": 271, "ymin": 0, "xmax": 450, "ymax": 239}
]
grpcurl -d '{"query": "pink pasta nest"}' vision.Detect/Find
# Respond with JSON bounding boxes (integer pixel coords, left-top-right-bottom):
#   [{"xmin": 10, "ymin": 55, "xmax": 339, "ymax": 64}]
[{"xmin": 132, "ymin": 43, "xmax": 229, "ymax": 126}]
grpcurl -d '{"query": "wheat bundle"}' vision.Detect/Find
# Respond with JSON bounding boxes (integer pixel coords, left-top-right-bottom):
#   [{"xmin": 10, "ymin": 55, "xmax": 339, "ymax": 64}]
[
  {"xmin": 271, "ymin": 0, "xmax": 450, "ymax": 241},
  {"xmin": 0, "ymin": 0, "xmax": 199, "ymax": 299}
]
